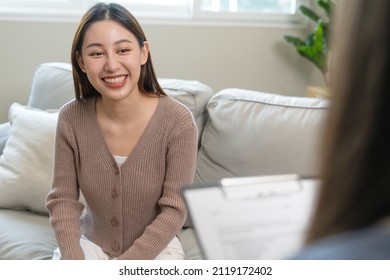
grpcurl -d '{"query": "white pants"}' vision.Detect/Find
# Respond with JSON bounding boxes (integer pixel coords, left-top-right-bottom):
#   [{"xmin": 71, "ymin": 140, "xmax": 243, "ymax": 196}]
[{"xmin": 52, "ymin": 235, "xmax": 184, "ymax": 260}]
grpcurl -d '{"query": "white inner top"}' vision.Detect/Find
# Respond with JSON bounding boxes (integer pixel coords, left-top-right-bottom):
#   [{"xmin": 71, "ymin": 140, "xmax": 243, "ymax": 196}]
[{"xmin": 114, "ymin": 155, "xmax": 127, "ymax": 167}]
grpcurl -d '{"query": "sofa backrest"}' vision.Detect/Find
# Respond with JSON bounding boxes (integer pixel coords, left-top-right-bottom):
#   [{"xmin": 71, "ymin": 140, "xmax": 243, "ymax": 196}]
[
  {"xmin": 194, "ymin": 88, "xmax": 329, "ymax": 185},
  {"xmin": 26, "ymin": 62, "xmax": 213, "ymax": 142},
  {"xmin": 157, "ymin": 79, "xmax": 212, "ymax": 141},
  {"xmin": 28, "ymin": 63, "xmax": 75, "ymax": 110}
]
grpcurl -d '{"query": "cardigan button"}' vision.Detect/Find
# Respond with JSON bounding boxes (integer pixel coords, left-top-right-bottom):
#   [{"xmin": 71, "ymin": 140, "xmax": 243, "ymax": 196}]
[
  {"xmin": 111, "ymin": 217, "xmax": 119, "ymax": 226},
  {"xmin": 112, "ymin": 189, "xmax": 119, "ymax": 198},
  {"xmin": 111, "ymin": 241, "xmax": 120, "ymax": 251},
  {"xmin": 114, "ymin": 170, "xmax": 119, "ymax": 175}
]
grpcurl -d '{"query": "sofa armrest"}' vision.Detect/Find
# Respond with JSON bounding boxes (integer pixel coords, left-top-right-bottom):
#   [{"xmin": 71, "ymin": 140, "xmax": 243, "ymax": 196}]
[{"xmin": 0, "ymin": 122, "xmax": 10, "ymax": 155}]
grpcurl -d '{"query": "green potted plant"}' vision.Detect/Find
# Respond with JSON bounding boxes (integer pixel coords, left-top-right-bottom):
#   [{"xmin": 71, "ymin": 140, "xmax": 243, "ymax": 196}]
[{"xmin": 284, "ymin": 0, "xmax": 334, "ymax": 86}]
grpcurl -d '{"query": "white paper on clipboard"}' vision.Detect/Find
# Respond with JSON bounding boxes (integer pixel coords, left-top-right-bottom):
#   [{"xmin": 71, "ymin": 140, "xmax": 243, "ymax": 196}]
[{"xmin": 182, "ymin": 174, "xmax": 319, "ymax": 260}]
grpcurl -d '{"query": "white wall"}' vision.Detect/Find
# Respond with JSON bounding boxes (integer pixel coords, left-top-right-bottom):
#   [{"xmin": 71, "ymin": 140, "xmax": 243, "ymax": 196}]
[{"xmin": 0, "ymin": 20, "xmax": 325, "ymax": 122}]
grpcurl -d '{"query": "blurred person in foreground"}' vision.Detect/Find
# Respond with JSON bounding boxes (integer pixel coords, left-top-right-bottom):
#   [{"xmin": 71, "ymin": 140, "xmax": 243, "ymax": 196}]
[{"xmin": 292, "ymin": 0, "xmax": 390, "ymax": 260}]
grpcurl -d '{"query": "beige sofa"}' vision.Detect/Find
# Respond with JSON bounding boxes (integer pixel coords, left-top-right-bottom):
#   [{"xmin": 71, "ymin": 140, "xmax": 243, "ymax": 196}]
[{"xmin": 0, "ymin": 62, "xmax": 329, "ymax": 260}]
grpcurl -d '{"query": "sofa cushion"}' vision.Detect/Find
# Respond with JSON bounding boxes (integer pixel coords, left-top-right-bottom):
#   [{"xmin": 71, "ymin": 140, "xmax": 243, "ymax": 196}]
[
  {"xmin": 0, "ymin": 210, "xmax": 57, "ymax": 260},
  {"xmin": 0, "ymin": 208, "xmax": 201, "ymax": 260},
  {"xmin": 27, "ymin": 62, "xmax": 213, "ymax": 142},
  {"xmin": 177, "ymin": 227, "xmax": 203, "ymax": 260},
  {"xmin": 194, "ymin": 89, "xmax": 329, "ymax": 184},
  {"xmin": 0, "ymin": 103, "xmax": 58, "ymax": 214}
]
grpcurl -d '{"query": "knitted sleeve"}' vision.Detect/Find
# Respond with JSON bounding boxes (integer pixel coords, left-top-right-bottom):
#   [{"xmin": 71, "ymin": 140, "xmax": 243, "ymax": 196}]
[{"xmin": 46, "ymin": 109, "xmax": 85, "ymax": 259}]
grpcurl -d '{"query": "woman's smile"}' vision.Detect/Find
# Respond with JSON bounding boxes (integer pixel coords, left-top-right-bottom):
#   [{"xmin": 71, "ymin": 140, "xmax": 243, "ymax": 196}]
[{"xmin": 102, "ymin": 75, "xmax": 128, "ymax": 88}]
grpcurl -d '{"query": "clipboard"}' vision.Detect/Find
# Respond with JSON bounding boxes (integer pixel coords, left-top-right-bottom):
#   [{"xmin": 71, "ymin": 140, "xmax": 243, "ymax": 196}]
[{"xmin": 181, "ymin": 174, "xmax": 320, "ymax": 260}]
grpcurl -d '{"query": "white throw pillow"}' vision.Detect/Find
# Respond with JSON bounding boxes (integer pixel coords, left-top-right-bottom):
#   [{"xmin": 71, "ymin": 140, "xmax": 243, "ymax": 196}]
[{"xmin": 0, "ymin": 103, "xmax": 58, "ymax": 214}]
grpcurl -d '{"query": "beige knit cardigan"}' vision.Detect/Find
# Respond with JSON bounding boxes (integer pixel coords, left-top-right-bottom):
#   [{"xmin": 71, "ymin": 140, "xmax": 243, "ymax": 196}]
[{"xmin": 46, "ymin": 96, "xmax": 198, "ymax": 259}]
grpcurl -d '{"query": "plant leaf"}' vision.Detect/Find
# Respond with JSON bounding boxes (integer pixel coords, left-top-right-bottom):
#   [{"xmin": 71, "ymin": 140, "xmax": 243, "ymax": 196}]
[
  {"xmin": 283, "ymin": 35, "xmax": 305, "ymax": 48},
  {"xmin": 299, "ymin": 5, "xmax": 321, "ymax": 23},
  {"xmin": 318, "ymin": 0, "xmax": 333, "ymax": 18},
  {"xmin": 282, "ymin": 1, "xmax": 332, "ymax": 78},
  {"xmin": 294, "ymin": 23, "xmax": 327, "ymax": 75}
]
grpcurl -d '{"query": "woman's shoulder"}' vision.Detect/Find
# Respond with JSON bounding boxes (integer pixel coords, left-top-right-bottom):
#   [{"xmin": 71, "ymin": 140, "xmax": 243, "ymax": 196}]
[
  {"xmin": 59, "ymin": 97, "xmax": 94, "ymax": 117},
  {"xmin": 290, "ymin": 224, "xmax": 390, "ymax": 260},
  {"xmin": 57, "ymin": 98, "xmax": 96, "ymax": 129},
  {"xmin": 159, "ymin": 96, "xmax": 194, "ymax": 120},
  {"xmin": 156, "ymin": 97, "xmax": 196, "ymax": 135}
]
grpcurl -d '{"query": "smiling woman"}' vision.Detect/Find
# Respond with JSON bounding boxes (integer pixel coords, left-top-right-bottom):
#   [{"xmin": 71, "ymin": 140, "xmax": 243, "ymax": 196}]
[{"xmin": 45, "ymin": 2, "xmax": 198, "ymax": 260}]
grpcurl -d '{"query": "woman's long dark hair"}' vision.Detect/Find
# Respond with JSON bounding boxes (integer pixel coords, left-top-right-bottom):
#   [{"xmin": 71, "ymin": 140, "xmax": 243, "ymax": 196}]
[
  {"xmin": 71, "ymin": 2, "xmax": 166, "ymax": 99},
  {"xmin": 305, "ymin": 0, "xmax": 390, "ymax": 244}
]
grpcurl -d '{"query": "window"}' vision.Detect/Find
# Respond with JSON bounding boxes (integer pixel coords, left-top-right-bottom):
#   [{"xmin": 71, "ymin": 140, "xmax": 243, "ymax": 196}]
[
  {"xmin": 194, "ymin": 0, "xmax": 300, "ymax": 25},
  {"xmin": 0, "ymin": 0, "xmax": 302, "ymax": 25},
  {"xmin": 199, "ymin": 0, "xmax": 296, "ymax": 14}
]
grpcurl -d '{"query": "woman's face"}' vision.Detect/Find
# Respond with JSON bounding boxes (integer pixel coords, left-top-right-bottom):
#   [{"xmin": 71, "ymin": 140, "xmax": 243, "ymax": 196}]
[{"xmin": 77, "ymin": 20, "xmax": 149, "ymax": 101}]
